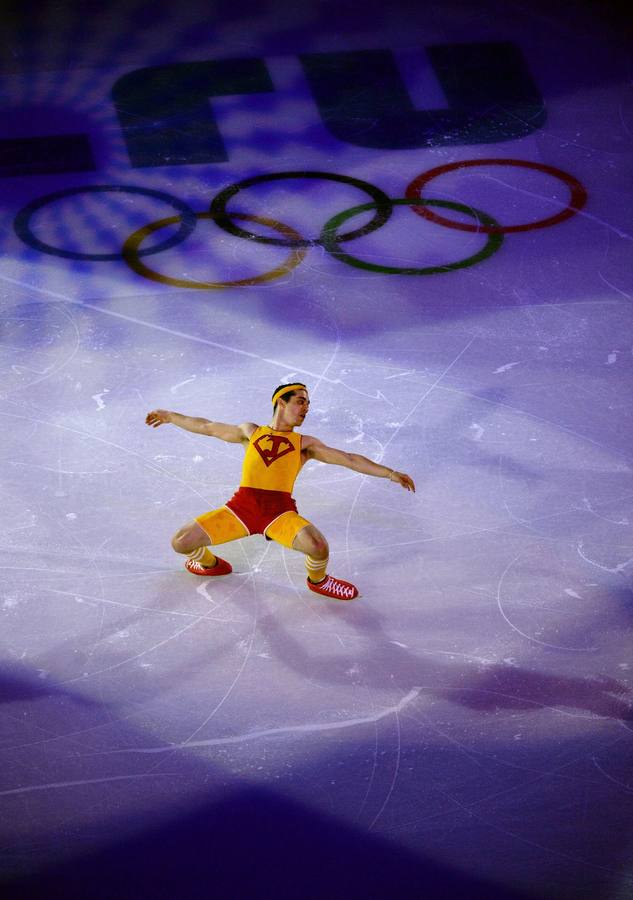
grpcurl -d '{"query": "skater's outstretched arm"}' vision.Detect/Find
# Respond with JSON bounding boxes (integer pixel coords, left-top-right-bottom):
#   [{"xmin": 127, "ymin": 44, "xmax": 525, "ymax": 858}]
[
  {"xmin": 303, "ymin": 436, "xmax": 415, "ymax": 492},
  {"xmin": 145, "ymin": 410, "xmax": 256, "ymax": 444}
]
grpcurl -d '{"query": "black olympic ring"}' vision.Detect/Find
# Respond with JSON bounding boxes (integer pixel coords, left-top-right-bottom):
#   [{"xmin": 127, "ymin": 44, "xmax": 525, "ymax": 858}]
[
  {"xmin": 14, "ymin": 185, "xmax": 198, "ymax": 262},
  {"xmin": 208, "ymin": 171, "xmax": 393, "ymax": 248},
  {"xmin": 321, "ymin": 198, "xmax": 504, "ymax": 274}
]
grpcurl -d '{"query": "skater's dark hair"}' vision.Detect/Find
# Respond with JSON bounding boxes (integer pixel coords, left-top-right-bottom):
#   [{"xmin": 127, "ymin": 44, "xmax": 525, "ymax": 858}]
[{"xmin": 272, "ymin": 383, "xmax": 307, "ymax": 411}]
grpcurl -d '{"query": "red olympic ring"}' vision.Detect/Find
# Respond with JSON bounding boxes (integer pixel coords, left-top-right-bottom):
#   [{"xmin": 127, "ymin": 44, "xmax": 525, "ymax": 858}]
[{"xmin": 405, "ymin": 159, "xmax": 587, "ymax": 234}]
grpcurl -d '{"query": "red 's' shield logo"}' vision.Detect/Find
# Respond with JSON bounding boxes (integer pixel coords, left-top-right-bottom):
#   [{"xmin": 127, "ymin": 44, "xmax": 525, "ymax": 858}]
[{"xmin": 253, "ymin": 433, "xmax": 295, "ymax": 467}]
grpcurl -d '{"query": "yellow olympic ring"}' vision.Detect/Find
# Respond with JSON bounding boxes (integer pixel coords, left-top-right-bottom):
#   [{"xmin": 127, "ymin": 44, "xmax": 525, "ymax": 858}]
[{"xmin": 122, "ymin": 211, "xmax": 307, "ymax": 288}]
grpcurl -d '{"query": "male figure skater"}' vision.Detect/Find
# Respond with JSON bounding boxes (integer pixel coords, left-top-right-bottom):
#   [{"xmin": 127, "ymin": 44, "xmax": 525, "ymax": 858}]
[{"xmin": 145, "ymin": 383, "xmax": 415, "ymax": 600}]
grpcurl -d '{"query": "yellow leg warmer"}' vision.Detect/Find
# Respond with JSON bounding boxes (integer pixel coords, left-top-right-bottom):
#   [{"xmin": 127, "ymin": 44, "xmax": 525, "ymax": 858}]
[
  {"xmin": 305, "ymin": 554, "xmax": 328, "ymax": 584},
  {"xmin": 187, "ymin": 546, "xmax": 218, "ymax": 568}
]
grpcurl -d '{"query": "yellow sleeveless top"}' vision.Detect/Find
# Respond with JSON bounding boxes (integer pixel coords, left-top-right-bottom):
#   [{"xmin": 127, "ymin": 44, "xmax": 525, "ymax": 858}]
[{"xmin": 240, "ymin": 426, "xmax": 302, "ymax": 493}]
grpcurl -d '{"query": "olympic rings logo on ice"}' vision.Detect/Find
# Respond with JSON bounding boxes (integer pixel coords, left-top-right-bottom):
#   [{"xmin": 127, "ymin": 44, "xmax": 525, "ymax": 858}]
[{"xmin": 13, "ymin": 159, "xmax": 587, "ymax": 288}]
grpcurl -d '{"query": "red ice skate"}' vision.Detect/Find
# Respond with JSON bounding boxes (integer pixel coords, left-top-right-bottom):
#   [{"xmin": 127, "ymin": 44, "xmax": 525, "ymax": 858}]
[
  {"xmin": 185, "ymin": 557, "xmax": 232, "ymax": 577},
  {"xmin": 307, "ymin": 574, "xmax": 359, "ymax": 601}
]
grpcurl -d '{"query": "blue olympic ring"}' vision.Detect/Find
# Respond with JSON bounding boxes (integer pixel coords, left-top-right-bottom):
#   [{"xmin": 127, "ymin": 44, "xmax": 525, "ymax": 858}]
[{"xmin": 14, "ymin": 185, "xmax": 198, "ymax": 262}]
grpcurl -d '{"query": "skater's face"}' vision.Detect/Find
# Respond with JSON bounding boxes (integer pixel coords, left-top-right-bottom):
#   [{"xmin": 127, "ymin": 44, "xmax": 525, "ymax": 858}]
[{"xmin": 284, "ymin": 390, "xmax": 310, "ymax": 425}]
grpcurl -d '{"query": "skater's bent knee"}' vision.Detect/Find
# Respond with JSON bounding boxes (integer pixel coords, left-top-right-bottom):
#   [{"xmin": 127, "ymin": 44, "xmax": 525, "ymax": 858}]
[
  {"xmin": 313, "ymin": 537, "xmax": 328, "ymax": 558},
  {"xmin": 302, "ymin": 532, "xmax": 328, "ymax": 558},
  {"xmin": 172, "ymin": 521, "xmax": 210, "ymax": 554},
  {"xmin": 171, "ymin": 531, "xmax": 187, "ymax": 554},
  {"xmin": 172, "ymin": 528, "xmax": 196, "ymax": 554}
]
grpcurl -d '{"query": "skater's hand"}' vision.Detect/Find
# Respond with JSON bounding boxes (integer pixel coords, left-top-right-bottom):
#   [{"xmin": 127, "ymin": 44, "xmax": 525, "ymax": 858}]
[
  {"xmin": 145, "ymin": 409, "xmax": 172, "ymax": 428},
  {"xmin": 390, "ymin": 471, "xmax": 415, "ymax": 492}
]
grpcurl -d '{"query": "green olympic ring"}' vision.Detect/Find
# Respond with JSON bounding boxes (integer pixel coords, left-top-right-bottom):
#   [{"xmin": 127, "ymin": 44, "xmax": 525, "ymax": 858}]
[
  {"xmin": 320, "ymin": 198, "xmax": 503, "ymax": 274},
  {"xmin": 209, "ymin": 170, "xmax": 393, "ymax": 248}
]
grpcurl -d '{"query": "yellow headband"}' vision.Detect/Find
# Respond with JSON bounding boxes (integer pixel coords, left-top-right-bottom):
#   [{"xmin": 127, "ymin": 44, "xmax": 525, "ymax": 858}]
[{"xmin": 272, "ymin": 383, "xmax": 306, "ymax": 407}]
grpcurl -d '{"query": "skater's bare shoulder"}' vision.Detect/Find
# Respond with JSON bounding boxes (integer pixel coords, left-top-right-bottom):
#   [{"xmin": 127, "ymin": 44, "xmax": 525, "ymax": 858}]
[
  {"xmin": 210, "ymin": 421, "xmax": 257, "ymax": 443},
  {"xmin": 237, "ymin": 422, "xmax": 258, "ymax": 441},
  {"xmin": 301, "ymin": 434, "xmax": 347, "ymax": 465},
  {"xmin": 300, "ymin": 433, "xmax": 325, "ymax": 454}
]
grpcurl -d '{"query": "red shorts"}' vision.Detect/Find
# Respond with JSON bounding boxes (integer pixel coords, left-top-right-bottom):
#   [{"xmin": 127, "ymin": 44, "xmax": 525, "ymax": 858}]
[
  {"xmin": 226, "ymin": 486, "xmax": 298, "ymax": 534},
  {"xmin": 196, "ymin": 487, "xmax": 311, "ymax": 549}
]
